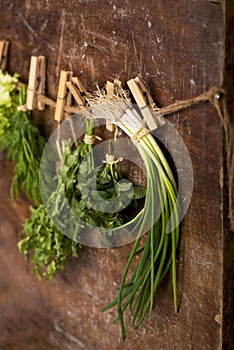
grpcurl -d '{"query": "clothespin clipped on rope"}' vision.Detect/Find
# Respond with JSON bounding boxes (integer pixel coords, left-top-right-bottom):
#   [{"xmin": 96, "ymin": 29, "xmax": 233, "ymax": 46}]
[
  {"xmin": 105, "ymin": 81, "xmax": 115, "ymax": 132},
  {"xmin": 71, "ymin": 77, "xmax": 89, "ymax": 101},
  {"xmin": 27, "ymin": 56, "xmax": 46, "ymax": 110},
  {"xmin": 127, "ymin": 77, "xmax": 165, "ymax": 130},
  {"xmin": 54, "ymin": 70, "xmax": 73, "ymax": 122},
  {"xmin": 0, "ymin": 40, "xmax": 9, "ymax": 71},
  {"xmin": 66, "ymin": 77, "xmax": 88, "ymax": 110}
]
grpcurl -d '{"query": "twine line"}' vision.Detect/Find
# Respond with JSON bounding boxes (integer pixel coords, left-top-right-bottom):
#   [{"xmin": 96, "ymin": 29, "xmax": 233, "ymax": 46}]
[
  {"xmin": 17, "ymin": 81, "xmax": 225, "ymax": 127},
  {"xmin": 154, "ymin": 87, "xmax": 224, "ymax": 117}
]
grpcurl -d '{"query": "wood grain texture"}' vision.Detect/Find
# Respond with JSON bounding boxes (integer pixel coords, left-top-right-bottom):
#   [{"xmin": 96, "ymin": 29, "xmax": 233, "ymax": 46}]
[
  {"xmin": 0, "ymin": 0, "xmax": 228, "ymax": 349},
  {"xmin": 223, "ymin": 1, "xmax": 234, "ymax": 349}
]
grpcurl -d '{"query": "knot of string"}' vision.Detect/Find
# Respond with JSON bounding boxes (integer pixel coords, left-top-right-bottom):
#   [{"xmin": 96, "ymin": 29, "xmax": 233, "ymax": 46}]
[
  {"xmin": 103, "ymin": 153, "xmax": 123, "ymax": 164},
  {"xmin": 83, "ymin": 134, "xmax": 102, "ymax": 144},
  {"xmin": 131, "ymin": 122, "xmax": 150, "ymax": 145},
  {"xmin": 83, "ymin": 134, "xmax": 95, "ymax": 145},
  {"xmin": 17, "ymin": 104, "xmax": 27, "ymax": 112}
]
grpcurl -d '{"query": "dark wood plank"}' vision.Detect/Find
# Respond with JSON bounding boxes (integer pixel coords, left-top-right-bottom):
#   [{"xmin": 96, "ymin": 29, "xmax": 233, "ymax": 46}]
[
  {"xmin": 223, "ymin": 1, "xmax": 234, "ymax": 349},
  {"xmin": 0, "ymin": 0, "xmax": 227, "ymax": 349}
]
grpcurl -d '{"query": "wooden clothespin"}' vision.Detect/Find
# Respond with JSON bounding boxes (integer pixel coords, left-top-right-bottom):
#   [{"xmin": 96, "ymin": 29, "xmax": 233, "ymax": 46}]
[
  {"xmin": 134, "ymin": 77, "xmax": 156, "ymax": 109},
  {"xmin": 66, "ymin": 77, "xmax": 87, "ymax": 109},
  {"xmin": 71, "ymin": 77, "xmax": 89, "ymax": 100},
  {"xmin": 106, "ymin": 80, "xmax": 114, "ymax": 95},
  {"xmin": 54, "ymin": 70, "xmax": 73, "ymax": 122},
  {"xmin": 37, "ymin": 57, "xmax": 46, "ymax": 110},
  {"xmin": 105, "ymin": 81, "xmax": 115, "ymax": 131},
  {"xmin": 27, "ymin": 56, "xmax": 46, "ymax": 110},
  {"xmin": 0, "ymin": 40, "xmax": 9, "ymax": 71},
  {"xmin": 127, "ymin": 77, "xmax": 163, "ymax": 130}
]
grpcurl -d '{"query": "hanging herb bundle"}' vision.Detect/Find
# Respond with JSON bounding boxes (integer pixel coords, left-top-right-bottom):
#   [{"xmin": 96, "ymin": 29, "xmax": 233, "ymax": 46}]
[
  {"xmin": 18, "ymin": 136, "xmax": 83, "ymax": 280},
  {"xmin": 18, "ymin": 170, "xmax": 80, "ymax": 280},
  {"xmin": 0, "ymin": 72, "xmax": 45, "ymax": 203},
  {"xmin": 89, "ymin": 85, "xmax": 180, "ymax": 340},
  {"xmin": 45, "ymin": 118, "xmax": 146, "ymax": 245},
  {"xmin": 18, "ymin": 138, "xmax": 82, "ymax": 280},
  {"xmin": 61, "ymin": 136, "xmax": 146, "ymax": 247}
]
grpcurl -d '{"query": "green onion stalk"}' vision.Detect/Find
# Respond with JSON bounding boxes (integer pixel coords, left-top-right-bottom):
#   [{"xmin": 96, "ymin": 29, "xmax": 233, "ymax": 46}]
[{"xmin": 101, "ymin": 104, "xmax": 180, "ymax": 340}]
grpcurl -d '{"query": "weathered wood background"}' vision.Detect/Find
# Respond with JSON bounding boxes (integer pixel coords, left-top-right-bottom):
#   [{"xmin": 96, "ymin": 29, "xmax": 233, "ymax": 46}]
[{"xmin": 0, "ymin": 0, "xmax": 233, "ymax": 349}]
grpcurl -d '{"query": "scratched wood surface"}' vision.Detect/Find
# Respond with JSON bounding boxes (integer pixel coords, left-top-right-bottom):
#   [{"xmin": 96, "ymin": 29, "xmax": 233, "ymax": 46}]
[{"xmin": 0, "ymin": 0, "xmax": 229, "ymax": 349}]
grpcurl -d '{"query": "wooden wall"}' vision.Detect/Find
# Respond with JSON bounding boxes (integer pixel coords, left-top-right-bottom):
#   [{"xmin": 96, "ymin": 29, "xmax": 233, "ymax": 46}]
[{"xmin": 0, "ymin": 0, "xmax": 232, "ymax": 349}]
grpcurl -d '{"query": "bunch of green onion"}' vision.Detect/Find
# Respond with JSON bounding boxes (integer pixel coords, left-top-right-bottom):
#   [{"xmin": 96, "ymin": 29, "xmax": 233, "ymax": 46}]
[{"xmin": 92, "ymin": 100, "xmax": 180, "ymax": 340}]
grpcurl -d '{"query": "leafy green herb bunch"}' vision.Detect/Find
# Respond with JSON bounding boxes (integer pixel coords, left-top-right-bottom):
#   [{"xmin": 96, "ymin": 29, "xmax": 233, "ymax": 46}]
[{"xmin": 0, "ymin": 70, "xmax": 45, "ymax": 203}]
